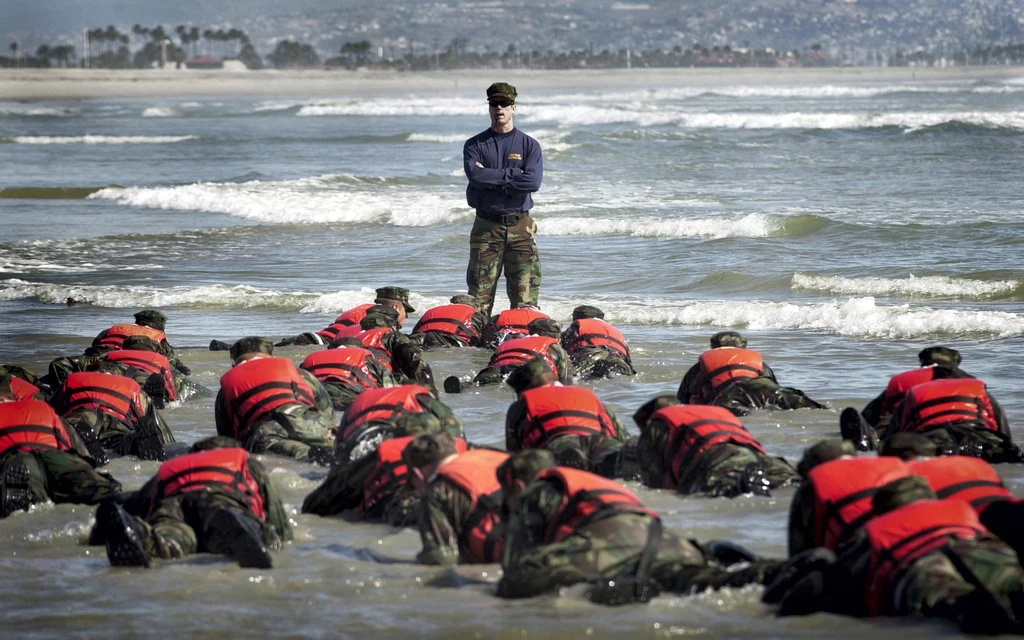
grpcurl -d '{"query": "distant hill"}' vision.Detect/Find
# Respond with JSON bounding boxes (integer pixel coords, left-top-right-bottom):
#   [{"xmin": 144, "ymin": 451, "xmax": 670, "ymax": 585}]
[{"xmin": 5, "ymin": 0, "xmax": 1024, "ymax": 63}]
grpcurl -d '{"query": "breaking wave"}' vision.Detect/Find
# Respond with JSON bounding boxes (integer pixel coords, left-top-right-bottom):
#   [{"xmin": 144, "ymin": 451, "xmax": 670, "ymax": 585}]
[
  {"xmin": 792, "ymin": 273, "xmax": 1021, "ymax": 299},
  {"xmin": 538, "ymin": 214, "xmax": 782, "ymax": 239},
  {"xmin": 5, "ymin": 135, "xmax": 197, "ymax": 145},
  {"xmin": 88, "ymin": 175, "xmax": 469, "ymax": 226}
]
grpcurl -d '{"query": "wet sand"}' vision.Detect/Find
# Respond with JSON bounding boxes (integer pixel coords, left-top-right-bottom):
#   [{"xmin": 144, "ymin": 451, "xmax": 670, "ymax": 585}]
[{"xmin": 1, "ymin": 65, "xmax": 1021, "ymax": 101}]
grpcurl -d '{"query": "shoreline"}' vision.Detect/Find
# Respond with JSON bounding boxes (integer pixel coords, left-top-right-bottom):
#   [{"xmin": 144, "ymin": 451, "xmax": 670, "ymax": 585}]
[{"xmin": 1, "ymin": 66, "xmax": 1022, "ymax": 101}]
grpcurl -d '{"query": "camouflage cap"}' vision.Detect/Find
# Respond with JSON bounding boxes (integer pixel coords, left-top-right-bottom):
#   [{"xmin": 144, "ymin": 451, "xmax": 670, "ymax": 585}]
[
  {"xmin": 229, "ymin": 336, "xmax": 274, "ymax": 362},
  {"xmin": 450, "ymin": 294, "xmax": 477, "ymax": 306},
  {"xmin": 632, "ymin": 394, "xmax": 680, "ymax": 429},
  {"xmin": 360, "ymin": 305, "xmax": 400, "ymax": 329},
  {"xmin": 796, "ymin": 439, "xmax": 857, "ymax": 478},
  {"xmin": 401, "ymin": 433, "xmax": 460, "ymax": 470},
  {"xmin": 393, "ymin": 411, "xmax": 443, "ymax": 438},
  {"xmin": 486, "ymin": 82, "xmax": 517, "ymax": 103},
  {"xmin": 506, "ymin": 356, "xmax": 556, "ymax": 394},
  {"xmin": 121, "ymin": 335, "xmax": 162, "ymax": 353},
  {"xmin": 375, "ymin": 286, "xmax": 415, "ymax": 313},
  {"xmin": 189, "ymin": 436, "xmax": 242, "ymax": 453},
  {"xmin": 878, "ymin": 432, "xmax": 938, "ymax": 461},
  {"xmin": 527, "ymin": 318, "xmax": 561, "ymax": 339},
  {"xmin": 872, "ymin": 476, "xmax": 936, "ymax": 515},
  {"xmin": 572, "ymin": 305, "xmax": 605, "ymax": 321},
  {"xmin": 134, "ymin": 309, "xmax": 167, "ymax": 331},
  {"xmin": 710, "ymin": 331, "xmax": 747, "ymax": 349},
  {"xmin": 496, "ymin": 449, "xmax": 556, "ymax": 489},
  {"xmin": 918, "ymin": 346, "xmax": 962, "ymax": 367}
]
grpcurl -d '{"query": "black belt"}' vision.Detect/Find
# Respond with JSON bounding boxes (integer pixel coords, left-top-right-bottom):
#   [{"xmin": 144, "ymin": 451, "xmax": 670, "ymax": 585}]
[{"xmin": 476, "ymin": 210, "xmax": 527, "ymax": 225}]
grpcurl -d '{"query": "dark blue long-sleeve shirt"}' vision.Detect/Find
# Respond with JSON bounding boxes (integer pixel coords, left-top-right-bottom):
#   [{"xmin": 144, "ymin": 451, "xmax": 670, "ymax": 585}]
[{"xmin": 464, "ymin": 128, "xmax": 543, "ymax": 215}]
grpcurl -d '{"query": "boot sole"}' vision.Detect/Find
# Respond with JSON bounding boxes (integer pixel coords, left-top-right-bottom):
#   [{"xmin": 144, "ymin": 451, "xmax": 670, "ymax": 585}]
[
  {"xmin": 99, "ymin": 502, "xmax": 151, "ymax": 568},
  {"xmin": 207, "ymin": 510, "xmax": 273, "ymax": 569},
  {"xmin": 133, "ymin": 418, "xmax": 165, "ymax": 462},
  {"xmin": 2, "ymin": 458, "xmax": 33, "ymax": 516}
]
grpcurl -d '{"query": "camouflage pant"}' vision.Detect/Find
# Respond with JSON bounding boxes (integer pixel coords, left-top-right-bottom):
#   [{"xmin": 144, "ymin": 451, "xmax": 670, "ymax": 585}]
[
  {"xmin": 242, "ymin": 405, "xmax": 336, "ymax": 461},
  {"xmin": 678, "ymin": 445, "xmax": 799, "ymax": 498},
  {"xmin": 713, "ymin": 378, "xmax": 825, "ymax": 417},
  {"xmin": 499, "ymin": 512, "xmax": 774, "ymax": 598},
  {"xmin": 1, "ymin": 449, "xmax": 121, "ymax": 515},
  {"xmin": 896, "ymin": 539, "xmax": 1024, "ymax": 633},
  {"xmin": 320, "ymin": 380, "xmax": 364, "ymax": 412},
  {"xmin": 545, "ymin": 434, "xmax": 624, "ymax": 479},
  {"xmin": 64, "ymin": 407, "xmax": 175, "ymax": 456},
  {"xmin": 916, "ymin": 425, "xmax": 1024, "ymax": 463},
  {"xmin": 466, "ymin": 214, "xmax": 541, "ymax": 317},
  {"xmin": 132, "ymin": 491, "xmax": 276, "ymax": 560},
  {"xmin": 570, "ymin": 348, "xmax": 635, "ymax": 380},
  {"xmin": 414, "ymin": 331, "xmax": 469, "ymax": 350}
]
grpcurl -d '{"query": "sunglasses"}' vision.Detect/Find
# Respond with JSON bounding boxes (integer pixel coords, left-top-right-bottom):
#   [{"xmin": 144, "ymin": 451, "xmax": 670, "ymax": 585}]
[{"xmin": 489, "ymin": 100, "xmax": 514, "ymax": 108}]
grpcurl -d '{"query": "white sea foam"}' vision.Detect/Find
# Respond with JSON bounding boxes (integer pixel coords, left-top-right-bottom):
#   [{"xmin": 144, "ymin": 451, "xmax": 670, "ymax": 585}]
[
  {"xmin": 0, "ymin": 279, "xmax": 317, "ymax": 308},
  {"xmin": 792, "ymin": 273, "xmax": 1019, "ymax": 298},
  {"xmin": 142, "ymin": 107, "xmax": 179, "ymax": 117},
  {"xmin": 521, "ymin": 107, "xmax": 1024, "ymax": 131},
  {"xmin": 89, "ymin": 175, "xmax": 470, "ymax": 226},
  {"xmin": 297, "ymin": 98, "xmax": 481, "ymax": 117},
  {"xmin": 539, "ymin": 296, "xmax": 1024, "ymax": 340},
  {"xmin": 0, "ymin": 104, "xmax": 75, "ymax": 117},
  {"xmin": 539, "ymin": 214, "xmax": 780, "ymax": 238},
  {"xmin": 406, "ymin": 133, "xmax": 468, "ymax": 143},
  {"xmin": 11, "ymin": 135, "xmax": 197, "ymax": 145}
]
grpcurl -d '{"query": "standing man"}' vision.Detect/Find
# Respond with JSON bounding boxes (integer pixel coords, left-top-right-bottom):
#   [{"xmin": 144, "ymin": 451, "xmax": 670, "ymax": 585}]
[{"xmin": 464, "ymin": 82, "xmax": 544, "ymax": 317}]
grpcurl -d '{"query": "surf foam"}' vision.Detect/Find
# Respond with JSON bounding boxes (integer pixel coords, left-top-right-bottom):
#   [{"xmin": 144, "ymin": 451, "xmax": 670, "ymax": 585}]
[
  {"xmin": 792, "ymin": 273, "xmax": 1019, "ymax": 299},
  {"xmin": 539, "ymin": 214, "xmax": 781, "ymax": 239},
  {"xmin": 10, "ymin": 135, "xmax": 197, "ymax": 145},
  {"xmin": 89, "ymin": 175, "xmax": 470, "ymax": 226}
]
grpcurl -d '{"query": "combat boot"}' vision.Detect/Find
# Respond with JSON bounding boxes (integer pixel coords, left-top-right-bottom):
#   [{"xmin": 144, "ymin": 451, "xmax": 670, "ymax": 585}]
[
  {"xmin": 839, "ymin": 407, "xmax": 875, "ymax": 452},
  {"xmin": 132, "ymin": 415, "xmax": 165, "ymax": 462},
  {"xmin": 202, "ymin": 509, "xmax": 273, "ymax": 569},
  {"xmin": 142, "ymin": 373, "xmax": 169, "ymax": 409},
  {"xmin": 737, "ymin": 461, "xmax": 771, "ymax": 496},
  {"xmin": 97, "ymin": 501, "xmax": 151, "ymax": 567},
  {"xmin": 1, "ymin": 455, "xmax": 34, "ymax": 517}
]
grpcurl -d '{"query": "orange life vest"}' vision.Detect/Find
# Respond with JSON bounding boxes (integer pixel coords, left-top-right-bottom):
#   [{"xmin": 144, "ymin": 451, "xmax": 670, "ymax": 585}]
[
  {"xmin": 910, "ymin": 456, "xmax": 1012, "ymax": 513},
  {"xmin": 11, "ymin": 377, "xmax": 41, "ymax": 401},
  {"xmin": 352, "ymin": 327, "xmax": 395, "ymax": 367},
  {"xmin": 880, "ymin": 367, "xmax": 939, "ymax": 419},
  {"xmin": 340, "ymin": 384, "xmax": 431, "ymax": 442},
  {"xmin": 696, "ymin": 348, "xmax": 765, "ymax": 400},
  {"xmin": 486, "ymin": 308, "xmax": 550, "ymax": 345},
  {"xmin": 0, "ymin": 399, "xmax": 75, "ymax": 455},
  {"xmin": 490, "ymin": 336, "xmax": 560, "ymax": 374},
  {"xmin": 95, "ymin": 324, "xmax": 168, "ymax": 350},
  {"xmin": 154, "ymin": 448, "xmax": 266, "ymax": 521},
  {"xmin": 316, "ymin": 304, "xmax": 375, "ymax": 341},
  {"xmin": 865, "ymin": 500, "xmax": 987, "ymax": 616},
  {"xmin": 300, "ymin": 347, "xmax": 382, "ymax": 391},
  {"xmin": 434, "ymin": 449, "xmax": 510, "ymax": 563},
  {"xmin": 808, "ymin": 457, "xmax": 912, "ymax": 551},
  {"xmin": 518, "ymin": 385, "xmax": 618, "ymax": 450},
  {"xmin": 219, "ymin": 357, "xmax": 317, "ymax": 439},
  {"xmin": 360, "ymin": 436, "xmax": 469, "ymax": 516},
  {"xmin": 650, "ymin": 405, "xmax": 766, "ymax": 488},
  {"xmin": 104, "ymin": 349, "xmax": 178, "ymax": 401},
  {"xmin": 564, "ymin": 318, "xmax": 630, "ymax": 362},
  {"xmin": 56, "ymin": 371, "xmax": 144, "ymax": 426},
  {"xmin": 412, "ymin": 304, "xmax": 481, "ymax": 344},
  {"xmin": 899, "ymin": 378, "xmax": 998, "ymax": 434},
  {"xmin": 536, "ymin": 466, "xmax": 658, "ymax": 543}
]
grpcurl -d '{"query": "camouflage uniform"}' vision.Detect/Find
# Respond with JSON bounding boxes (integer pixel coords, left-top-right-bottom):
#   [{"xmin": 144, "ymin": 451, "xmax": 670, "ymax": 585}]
[
  {"xmin": 505, "ymin": 395, "xmax": 630, "ymax": 478},
  {"xmin": 214, "ymin": 366, "xmax": 336, "ymax": 462},
  {"xmin": 410, "ymin": 296, "xmax": 490, "ymax": 349},
  {"xmin": 50, "ymin": 369, "xmax": 175, "ymax": 459},
  {"xmin": 104, "ymin": 447, "xmax": 291, "ymax": 560},
  {"xmin": 560, "ymin": 308, "xmax": 635, "ymax": 379},
  {"xmin": 347, "ymin": 315, "xmax": 437, "ymax": 392},
  {"xmin": 677, "ymin": 357, "xmax": 823, "ymax": 416},
  {"xmin": 0, "ymin": 402, "xmax": 121, "ymax": 516},
  {"xmin": 90, "ymin": 310, "xmax": 191, "ymax": 376},
  {"xmin": 637, "ymin": 417, "xmax": 798, "ymax": 498},
  {"xmin": 302, "ymin": 413, "xmax": 454, "ymax": 524},
  {"xmin": 498, "ymin": 475, "xmax": 778, "ymax": 599},
  {"xmin": 310, "ymin": 353, "xmax": 397, "ymax": 412},
  {"xmin": 334, "ymin": 391, "xmax": 463, "ymax": 462}
]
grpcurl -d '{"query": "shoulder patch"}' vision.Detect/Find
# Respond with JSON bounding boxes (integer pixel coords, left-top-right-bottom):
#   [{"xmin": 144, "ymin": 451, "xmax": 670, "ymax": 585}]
[{"xmin": 507, "ymin": 153, "xmax": 522, "ymax": 160}]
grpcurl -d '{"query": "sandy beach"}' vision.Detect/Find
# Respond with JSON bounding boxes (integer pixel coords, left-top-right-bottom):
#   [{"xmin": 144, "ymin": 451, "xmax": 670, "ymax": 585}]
[{"xmin": 2, "ymin": 65, "xmax": 1022, "ymax": 101}]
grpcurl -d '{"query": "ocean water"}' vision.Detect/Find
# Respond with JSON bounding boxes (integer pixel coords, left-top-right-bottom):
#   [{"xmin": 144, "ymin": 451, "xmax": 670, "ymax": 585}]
[{"xmin": 1, "ymin": 71, "xmax": 1023, "ymax": 638}]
